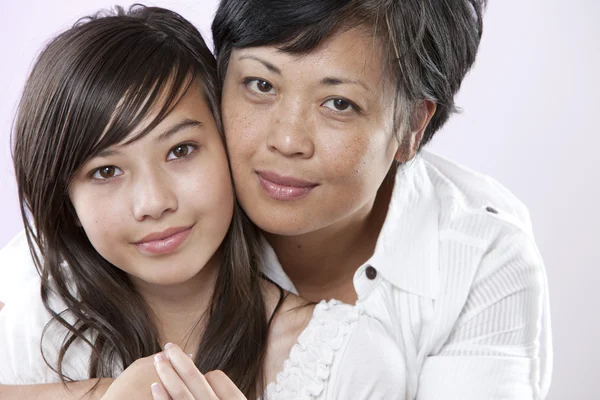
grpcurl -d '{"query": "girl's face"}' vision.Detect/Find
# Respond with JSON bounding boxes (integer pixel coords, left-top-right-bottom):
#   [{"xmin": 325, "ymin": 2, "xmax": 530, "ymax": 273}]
[
  {"xmin": 69, "ymin": 81, "xmax": 233, "ymax": 287},
  {"xmin": 221, "ymin": 27, "xmax": 402, "ymax": 237}
]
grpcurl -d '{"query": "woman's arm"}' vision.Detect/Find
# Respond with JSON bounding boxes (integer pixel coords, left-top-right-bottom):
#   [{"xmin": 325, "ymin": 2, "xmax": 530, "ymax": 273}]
[
  {"xmin": 0, "ymin": 379, "xmax": 113, "ymax": 400},
  {"xmin": 0, "ymin": 284, "xmax": 114, "ymax": 395},
  {"xmin": 417, "ymin": 230, "xmax": 550, "ymax": 400}
]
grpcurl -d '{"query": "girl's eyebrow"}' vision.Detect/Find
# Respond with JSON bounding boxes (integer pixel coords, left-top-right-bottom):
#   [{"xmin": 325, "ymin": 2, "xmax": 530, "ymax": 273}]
[
  {"xmin": 156, "ymin": 118, "xmax": 203, "ymax": 142},
  {"xmin": 95, "ymin": 148, "xmax": 121, "ymax": 158},
  {"xmin": 94, "ymin": 118, "xmax": 203, "ymax": 158}
]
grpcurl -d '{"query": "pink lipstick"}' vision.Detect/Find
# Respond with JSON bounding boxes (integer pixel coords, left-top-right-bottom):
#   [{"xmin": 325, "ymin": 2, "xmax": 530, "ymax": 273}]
[
  {"xmin": 256, "ymin": 171, "xmax": 318, "ymax": 201},
  {"xmin": 134, "ymin": 226, "xmax": 193, "ymax": 255}
]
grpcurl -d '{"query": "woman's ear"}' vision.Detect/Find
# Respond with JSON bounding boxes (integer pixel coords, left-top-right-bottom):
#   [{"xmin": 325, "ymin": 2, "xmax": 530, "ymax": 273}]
[{"xmin": 394, "ymin": 100, "xmax": 437, "ymax": 162}]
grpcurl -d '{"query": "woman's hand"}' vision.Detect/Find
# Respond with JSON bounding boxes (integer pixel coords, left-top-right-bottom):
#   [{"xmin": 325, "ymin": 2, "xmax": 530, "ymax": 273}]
[
  {"xmin": 151, "ymin": 343, "xmax": 246, "ymax": 400},
  {"xmin": 101, "ymin": 354, "xmax": 162, "ymax": 400}
]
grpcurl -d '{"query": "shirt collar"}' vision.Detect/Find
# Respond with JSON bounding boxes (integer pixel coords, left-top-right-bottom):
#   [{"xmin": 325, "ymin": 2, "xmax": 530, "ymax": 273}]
[
  {"xmin": 260, "ymin": 153, "xmax": 441, "ymax": 300},
  {"xmin": 260, "ymin": 236, "xmax": 298, "ymax": 294},
  {"xmin": 368, "ymin": 153, "xmax": 440, "ymax": 299}
]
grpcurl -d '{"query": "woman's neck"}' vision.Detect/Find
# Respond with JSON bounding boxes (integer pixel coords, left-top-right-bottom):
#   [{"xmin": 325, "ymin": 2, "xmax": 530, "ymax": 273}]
[
  {"xmin": 264, "ymin": 177, "xmax": 394, "ymax": 304},
  {"xmin": 131, "ymin": 252, "xmax": 221, "ymax": 353}
]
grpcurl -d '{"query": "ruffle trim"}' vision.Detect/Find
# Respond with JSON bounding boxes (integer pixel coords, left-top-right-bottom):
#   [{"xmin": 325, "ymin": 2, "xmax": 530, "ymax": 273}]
[{"xmin": 264, "ymin": 299, "xmax": 359, "ymax": 399}]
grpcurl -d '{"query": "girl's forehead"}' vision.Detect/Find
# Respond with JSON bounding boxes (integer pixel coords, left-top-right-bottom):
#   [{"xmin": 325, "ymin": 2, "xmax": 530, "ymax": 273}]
[{"xmin": 92, "ymin": 77, "xmax": 198, "ymax": 151}]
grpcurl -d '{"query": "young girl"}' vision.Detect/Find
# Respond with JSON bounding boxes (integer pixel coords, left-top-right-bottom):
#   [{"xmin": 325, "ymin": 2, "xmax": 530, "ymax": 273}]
[{"xmin": 0, "ymin": 5, "xmax": 403, "ymax": 400}]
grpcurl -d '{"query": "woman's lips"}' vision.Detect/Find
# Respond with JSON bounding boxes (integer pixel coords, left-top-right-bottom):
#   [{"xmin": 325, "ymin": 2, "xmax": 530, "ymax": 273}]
[
  {"xmin": 256, "ymin": 171, "xmax": 318, "ymax": 201},
  {"xmin": 134, "ymin": 226, "xmax": 193, "ymax": 255}
]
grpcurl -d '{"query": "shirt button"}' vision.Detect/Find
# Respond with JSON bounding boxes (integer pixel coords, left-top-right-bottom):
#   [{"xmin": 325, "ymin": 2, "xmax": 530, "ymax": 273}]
[{"xmin": 365, "ymin": 266, "xmax": 377, "ymax": 280}]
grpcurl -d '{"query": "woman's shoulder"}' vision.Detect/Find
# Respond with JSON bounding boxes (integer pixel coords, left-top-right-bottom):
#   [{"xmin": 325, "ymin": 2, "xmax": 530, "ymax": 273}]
[
  {"xmin": 0, "ymin": 279, "xmax": 90, "ymax": 383},
  {"xmin": 419, "ymin": 151, "xmax": 533, "ymax": 234},
  {"xmin": 0, "ymin": 230, "xmax": 40, "ymax": 304}
]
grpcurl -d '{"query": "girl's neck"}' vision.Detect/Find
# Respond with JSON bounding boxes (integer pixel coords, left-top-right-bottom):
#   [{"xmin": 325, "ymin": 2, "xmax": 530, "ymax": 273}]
[
  {"xmin": 264, "ymin": 177, "xmax": 394, "ymax": 304},
  {"xmin": 131, "ymin": 251, "xmax": 221, "ymax": 353}
]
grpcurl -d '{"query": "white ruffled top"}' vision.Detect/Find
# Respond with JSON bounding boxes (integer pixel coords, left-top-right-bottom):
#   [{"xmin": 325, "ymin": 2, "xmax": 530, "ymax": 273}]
[{"xmin": 264, "ymin": 300, "xmax": 406, "ymax": 399}]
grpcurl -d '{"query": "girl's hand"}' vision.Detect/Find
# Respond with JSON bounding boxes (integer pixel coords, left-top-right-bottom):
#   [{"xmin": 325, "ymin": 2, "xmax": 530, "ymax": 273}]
[
  {"xmin": 151, "ymin": 343, "xmax": 246, "ymax": 400},
  {"xmin": 101, "ymin": 355, "xmax": 161, "ymax": 399}
]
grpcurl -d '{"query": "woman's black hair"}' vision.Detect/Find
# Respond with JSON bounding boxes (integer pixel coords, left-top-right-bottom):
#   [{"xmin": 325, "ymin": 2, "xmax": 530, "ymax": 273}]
[{"xmin": 213, "ymin": 0, "xmax": 487, "ymax": 145}]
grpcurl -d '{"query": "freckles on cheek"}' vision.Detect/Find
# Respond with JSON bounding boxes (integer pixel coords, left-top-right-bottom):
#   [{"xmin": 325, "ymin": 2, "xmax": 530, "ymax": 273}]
[
  {"xmin": 225, "ymin": 104, "xmax": 264, "ymax": 155},
  {"xmin": 327, "ymin": 136, "xmax": 373, "ymax": 180}
]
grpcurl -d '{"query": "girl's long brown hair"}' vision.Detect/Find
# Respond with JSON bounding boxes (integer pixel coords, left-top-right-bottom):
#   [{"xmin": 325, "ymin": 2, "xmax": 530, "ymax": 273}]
[{"xmin": 12, "ymin": 5, "xmax": 275, "ymax": 398}]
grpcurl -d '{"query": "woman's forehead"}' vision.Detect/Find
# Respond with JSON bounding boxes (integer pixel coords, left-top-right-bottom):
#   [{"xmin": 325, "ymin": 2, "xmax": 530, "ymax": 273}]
[{"xmin": 228, "ymin": 28, "xmax": 388, "ymax": 87}]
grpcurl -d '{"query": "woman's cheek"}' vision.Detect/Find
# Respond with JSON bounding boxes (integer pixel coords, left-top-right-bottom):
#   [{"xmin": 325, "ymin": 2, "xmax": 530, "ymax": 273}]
[{"xmin": 321, "ymin": 128, "xmax": 374, "ymax": 181}]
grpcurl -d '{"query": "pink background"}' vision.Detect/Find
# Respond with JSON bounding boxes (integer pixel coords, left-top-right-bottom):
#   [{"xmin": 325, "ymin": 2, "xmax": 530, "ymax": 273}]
[{"xmin": 1, "ymin": 1, "xmax": 598, "ymax": 398}]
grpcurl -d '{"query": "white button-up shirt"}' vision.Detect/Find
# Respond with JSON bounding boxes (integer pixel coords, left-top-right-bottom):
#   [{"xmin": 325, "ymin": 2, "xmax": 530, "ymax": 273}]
[{"xmin": 262, "ymin": 151, "xmax": 552, "ymax": 400}]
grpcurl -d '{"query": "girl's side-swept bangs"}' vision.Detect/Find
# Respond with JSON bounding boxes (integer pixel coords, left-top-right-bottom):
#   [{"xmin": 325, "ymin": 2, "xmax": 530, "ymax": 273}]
[{"xmin": 57, "ymin": 18, "xmax": 204, "ymax": 175}]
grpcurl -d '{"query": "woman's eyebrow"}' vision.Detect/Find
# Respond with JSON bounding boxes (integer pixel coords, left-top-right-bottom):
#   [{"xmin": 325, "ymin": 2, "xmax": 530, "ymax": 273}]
[
  {"xmin": 156, "ymin": 118, "xmax": 203, "ymax": 142},
  {"xmin": 320, "ymin": 77, "xmax": 372, "ymax": 94},
  {"xmin": 238, "ymin": 55, "xmax": 281, "ymax": 75}
]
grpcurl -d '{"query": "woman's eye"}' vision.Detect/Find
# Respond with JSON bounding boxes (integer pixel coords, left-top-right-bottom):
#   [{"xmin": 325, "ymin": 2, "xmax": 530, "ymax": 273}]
[
  {"xmin": 167, "ymin": 144, "xmax": 196, "ymax": 161},
  {"xmin": 92, "ymin": 166, "xmax": 123, "ymax": 180},
  {"xmin": 245, "ymin": 78, "xmax": 275, "ymax": 95},
  {"xmin": 322, "ymin": 98, "xmax": 357, "ymax": 113}
]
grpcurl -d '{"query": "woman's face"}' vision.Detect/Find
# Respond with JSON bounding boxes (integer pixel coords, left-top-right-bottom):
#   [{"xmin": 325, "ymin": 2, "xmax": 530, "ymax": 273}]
[
  {"xmin": 222, "ymin": 27, "xmax": 401, "ymax": 236},
  {"xmin": 69, "ymin": 81, "xmax": 234, "ymax": 287}
]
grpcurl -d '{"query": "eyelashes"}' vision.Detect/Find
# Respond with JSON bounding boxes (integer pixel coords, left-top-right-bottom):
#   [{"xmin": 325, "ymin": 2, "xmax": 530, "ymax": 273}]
[
  {"xmin": 91, "ymin": 166, "xmax": 123, "ymax": 181},
  {"xmin": 242, "ymin": 77, "xmax": 362, "ymax": 115},
  {"xmin": 166, "ymin": 143, "xmax": 196, "ymax": 161},
  {"xmin": 87, "ymin": 142, "xmax": 199, "ymax": 182},
  {"xmin": 243, "ymin": 77, "xmax": 275, "ymax": 95},
  {"xmin": 321, "ymin": 98, "xmax": 361, "ymax": 114}
]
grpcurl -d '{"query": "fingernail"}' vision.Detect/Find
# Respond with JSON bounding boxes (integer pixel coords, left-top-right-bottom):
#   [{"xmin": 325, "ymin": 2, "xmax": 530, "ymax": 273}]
[
  {"xmin": 154, "ymin": 353, "xmax": 166, "ymax": 365},
  {"xmin": 164, "ymin": 342, "xmax": 174, "ymax": 350},
  {"xmin": 151, "ymin": 382, "xmax": 161, "ymax": 394}
]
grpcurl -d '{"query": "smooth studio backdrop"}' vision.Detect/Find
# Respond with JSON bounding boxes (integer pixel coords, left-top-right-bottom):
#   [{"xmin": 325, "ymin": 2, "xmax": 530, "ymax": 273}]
[{"xmin": 0, "ymin": 1, "xmax": 598, "ymax": 398}]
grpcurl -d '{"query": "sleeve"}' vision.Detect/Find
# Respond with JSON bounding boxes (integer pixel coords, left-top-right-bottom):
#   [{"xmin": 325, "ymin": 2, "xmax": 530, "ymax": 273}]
[
  {"xmin": 417, "ymin": 230, "xmax": 552, "ymax": 400},
  {"xmin": 0, "ymin": 281, "xmax": 90, "ymax": 384},
  {"xmin": 0, "ymin": 230, "xmax": 41, "ymax": 305},
  {"xmin": 328, "ymin": 315, "xmax": 407, "ymax": 400}
]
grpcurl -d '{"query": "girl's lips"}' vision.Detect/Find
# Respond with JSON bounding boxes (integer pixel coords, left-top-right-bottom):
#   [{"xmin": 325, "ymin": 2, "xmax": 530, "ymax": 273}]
[
  {"xmin": 134, "ymin": 226, "xmax": 193, "ymax": 255},
  {"xmin": 256, "ymin": 171, "xmax": 318, "ymax": 201}
]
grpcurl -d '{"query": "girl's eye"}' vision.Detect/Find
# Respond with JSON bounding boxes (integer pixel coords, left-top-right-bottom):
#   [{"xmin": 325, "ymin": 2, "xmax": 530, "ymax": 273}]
[
  {"xmin": 92, "ymin": 166, "xmax": 123, "ymax": 180},
  {"xmin": 245, "ymin": 78, "xmax": 275, "ymax": 95},
  {"xmin": 167, "ymin": 144, "xmax": 196, "ymax": 161},
  {"xmin": 322, "ymin": 98, "xmax": 358, "ymax": 113}
]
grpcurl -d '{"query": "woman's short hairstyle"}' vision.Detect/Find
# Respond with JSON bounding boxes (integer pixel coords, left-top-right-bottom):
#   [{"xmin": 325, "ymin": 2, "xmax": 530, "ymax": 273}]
[{"xmin": 213, "ymin": 0, "xmax": 487, "ymax": 145}]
